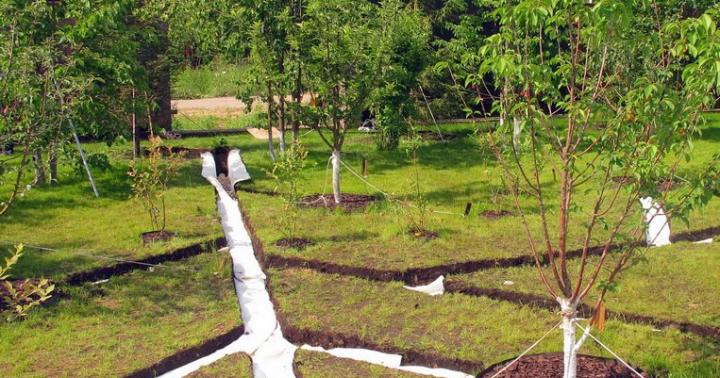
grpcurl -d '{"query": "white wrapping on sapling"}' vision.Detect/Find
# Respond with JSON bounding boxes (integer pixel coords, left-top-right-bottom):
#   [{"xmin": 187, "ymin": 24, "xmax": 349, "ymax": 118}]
[{"xmin": 639, "ymin": 197, "xmax": 671, "ymax": 247}]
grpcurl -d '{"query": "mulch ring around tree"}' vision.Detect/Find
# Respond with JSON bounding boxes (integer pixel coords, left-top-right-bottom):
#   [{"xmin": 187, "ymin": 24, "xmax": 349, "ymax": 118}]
[
  {"xmin": 143, "ymin": 146, "xmax": 208, "ymax": 158},
  {"xmin": 478, "ymin": 353, "xmax": 646, "ymax": 378},
  {"xmin": 141, "ymin": 230, "xmax": 176, "ymax": 244},
  {"xmin": 479, "ymin": 210, "xmax": 513, "ymax": 219},
  {"xmin": 275, "ymin": 238, "xmax": 315, "ymax": 250},
  {"xmin": 408, "ymin": 227, "xmax": 439, "ymax": 240},
  {"xmin": 299, "ymin": 194, "xmax": 378, "ymax": 211}
]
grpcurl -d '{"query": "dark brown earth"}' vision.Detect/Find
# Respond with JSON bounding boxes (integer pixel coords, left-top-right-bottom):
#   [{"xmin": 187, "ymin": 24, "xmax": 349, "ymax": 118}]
[
  {"xmin": 299, "ymin": 194, "xmax": 377, "ymax": 211},
  {"xmin": 478, "ymin": 353, "xmax": 645, "ymax": 378},
  {"xmin": 275, "ymin": 238, "xmax": 315, "ymax": 250},
  {"xmin": 408, "ymin": 228, "xmax": 439, "ymax": 240},
  {"xmin": 141, "ymin": 230, "xmax": 175, "ymax": 244},
  {"xmin": 479, "ymin": 210, "xmax": 513, "ymax": 219},
  {"xmin": 143, "ymin": 146, "xmax": 208, "ymax": 158}
]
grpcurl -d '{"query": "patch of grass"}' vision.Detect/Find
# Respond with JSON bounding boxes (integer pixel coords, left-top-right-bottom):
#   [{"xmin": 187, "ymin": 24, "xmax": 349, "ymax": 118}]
[
  {"xmin": 189, "ymin": 349, "xmax": 426, "ymax": 378},
  {"xmin": 173, "ymin": 113, "xmax": 265, "ymax": 131},
  {"xmin": 270, "ymin": 267, "xmax": 720, "ymax": 377},
  {"xmin": 450, "ymin": 241, "xmax": 720, "ymax": 327},
  {"xmin": 172, "ymin": 61, "xmax": 245, "ymax": 99},
  {"xmin": 0, "ymin": 252, "xmax": 239, "ymax": 377}
]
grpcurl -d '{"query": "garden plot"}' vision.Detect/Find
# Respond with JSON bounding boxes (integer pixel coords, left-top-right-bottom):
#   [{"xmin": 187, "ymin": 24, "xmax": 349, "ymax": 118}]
[
  {"xmin": 268, "ymin": 267, "xmax": 719, "ymax": 377},
  {"xmin": 0, "ymin": 253, "xmax": 239, "ymax": 377},
  {"xmin": 448, "ymin": 242, "xmax": 720, "ymax": 329}
]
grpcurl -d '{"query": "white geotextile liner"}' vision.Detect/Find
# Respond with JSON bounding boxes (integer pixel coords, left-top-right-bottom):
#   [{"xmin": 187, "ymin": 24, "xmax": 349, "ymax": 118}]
[
  {"xmin": 640, "ymin": 197, "xmax": 671, "ymax": 247},
  {"xmin": 229, "ymin": 149, "xmax": 252, "ymax": 185},
  {"xmin": 300, "ymin": 345, "xmax": 473, "ymax": 378},
  {"xmin": 158, "ymin": 338, "xmax": 249, "ymax": 378},
  {"xmin": 196, "ymin": 152, "xmax": 295, "ymax": 378},
  {"xmin": 403, "ymin": 276, "xmax": 445, "ymax": 296}
]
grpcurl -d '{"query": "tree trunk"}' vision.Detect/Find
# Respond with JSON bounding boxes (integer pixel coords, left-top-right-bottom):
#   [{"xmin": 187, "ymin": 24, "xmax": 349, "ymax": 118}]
[
  {"xmin": 331, "ymin": 149, "xmax": 341, "ymax": 204},
  {"xmin": 559, "ymin": 298, "xmax": 579, "ymax": 378},
  {"xmin": 279, "ymin": 95, "xmax": 287, "ymax": 153},
  {"xmin": 33, "ymin": 149, "xmax": 46, "ymax": 185},
  {"xmin": 513, "ymin": 117, "xmax": 521, "ymax": 149},
  {"xmin": 49, "ymin": 147, "xmax": 58, "ymax": 184},
  {"xmin": 267, "ymin": 83, "xmax": 277, "ymax": 163}
]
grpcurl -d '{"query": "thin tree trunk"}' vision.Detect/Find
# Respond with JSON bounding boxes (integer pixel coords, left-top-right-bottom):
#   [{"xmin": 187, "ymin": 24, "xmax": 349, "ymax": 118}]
[
  {"xmin": 279, "ymin": 95, "xmax": 287, "ymax": 153},
  {"xmin": 49, "ymin": 146, "xmax": 58, "ymax": 184},
  {"xmin": 559, "ymin": 298, "xmax": 579, "ymax": 378},
  {"xmin": 267, "ymin": 82, "xmax": 276, "ymax": 162},
  {"xmin": 331, "ymin": 149, "xmax": 341, "ymax": 204},
  {"xmin": 513, "ymin": 117, "xmax": 521, "ymax": 149},
  {"xmin": 33, "ymin": 149, "xmax": 46, "ymax": 185},
  {"xmin": 292, "ymin": 69, "xmax": 302, "ymax": 143}
]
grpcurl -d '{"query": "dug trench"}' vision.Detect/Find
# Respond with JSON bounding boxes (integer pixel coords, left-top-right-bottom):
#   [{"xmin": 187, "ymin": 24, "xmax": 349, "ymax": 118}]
[
  {"xmin": 263, "ymin": 224, "xmax": 720, "ymax": 286},
  {"xmin": 123, "ymin": 198, "xmax": 485, "ymax": 377},
  {"xmin": 37, "ymin": 203, "xmax": 720, "ymax": 376}
]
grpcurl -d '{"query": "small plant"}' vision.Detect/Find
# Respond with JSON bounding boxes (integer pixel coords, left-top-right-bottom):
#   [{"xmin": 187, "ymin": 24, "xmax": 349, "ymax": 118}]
[
  {"xmin": 402, "ymin": 128, "xmax": 433, "ymax": 236},
  {"xmin": 1, "ymin": 245, "xmax": 55, "ymax": 321},
  {"xmin": 267, "ymin": 142, "xmax": 308, "ymax": 241},
  {"xmin": 128, "ymin": 136, "xmax": 181, "ymax": 234}
]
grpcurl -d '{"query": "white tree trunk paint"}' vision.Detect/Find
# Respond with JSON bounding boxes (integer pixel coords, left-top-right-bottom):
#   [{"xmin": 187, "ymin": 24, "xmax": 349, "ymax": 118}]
[
  {"xmin": 177, "ymin": 152, "xmax": 296, "ymax": 378},
  {"xmin": 512, "ymin": 118, "xmax": 521, "ymax": 150},
  {"xmin": 300, "ymin": 345, "xmax": 473, "ymax": 378},
  {"xmin": 639, "ymin": 197, "xmax": 671, "ymax": 247},
  {"xmin": 403, "ymin": 276, "xmax": 445, "ymax": 296},
  {"xmin": 559, "ymin": 298, "xmax": 579, "ymax": 378},
  {"xmin": 331, "ymin": 149, "xmax": 341, "ymax": 204},
  {"xmin": 557, "ymin": 298, "xmax": 593, "ymax": 378}
]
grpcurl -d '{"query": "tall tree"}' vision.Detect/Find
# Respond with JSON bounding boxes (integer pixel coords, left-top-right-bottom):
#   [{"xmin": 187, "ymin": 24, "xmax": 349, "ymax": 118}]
[{"xmin": 471, "ymin": 1, "xmax": 720, "ymax": 377}]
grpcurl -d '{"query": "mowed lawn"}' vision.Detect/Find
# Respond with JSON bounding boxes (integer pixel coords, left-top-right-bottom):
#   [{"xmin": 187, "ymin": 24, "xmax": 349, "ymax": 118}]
[{"xmin": 0, "ymin": 114, "xmax": 718, "ymax": 376}]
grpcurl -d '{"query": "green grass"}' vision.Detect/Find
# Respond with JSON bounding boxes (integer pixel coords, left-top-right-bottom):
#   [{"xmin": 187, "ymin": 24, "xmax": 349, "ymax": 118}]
[
  {"xmin": 0, "ymin": 113, "xmax": 718, "ymax": 376},
  {"xmin": 173, "ymin": 113, "xmax": 265, "ymax": 131},
  {"xmin": 0, "ymin": 252, "xmax": 239, "ymax": 377},
  {"xmin": 450, "ymin": 240, "xmax": 720, "ymax": 327},
  {"xmin": 172, "ymin": 61, "xmax": 246, "ymax": 99},
  {"xmin": 189, "ymin": 349, "xmax": 426, "ymax": 378},
  {"xmin": 271, "ymin": 267, "xmax": 720, "ymax": 377}
]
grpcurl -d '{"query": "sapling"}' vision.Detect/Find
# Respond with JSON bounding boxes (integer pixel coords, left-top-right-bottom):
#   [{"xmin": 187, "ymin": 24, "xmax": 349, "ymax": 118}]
[
  {"xmin": 471, "ymin": 2, "xmax": 720, "ymax": 376},
  {"xmin": 267, "ymin": 142, "xmax": 308, "ymax": 242},
  {"xmin": 0, "ymin": 245, "xmax": 55, "ymax": 321},
  {"xmin": 128, "ymin": 135, "xmax": 181, "ymax": 238},
  {"xmin": 300, "ymin": 0, "xmax": 376, "ymax": 204}
]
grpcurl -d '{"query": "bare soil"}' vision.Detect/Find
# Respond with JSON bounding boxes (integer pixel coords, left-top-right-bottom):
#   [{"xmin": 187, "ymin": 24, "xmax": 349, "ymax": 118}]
[
  {"xmin": 479, "ymin": 353, "xmax": 645, "ymax": 377},
  {"xmin": 299, "ymin": 194, "xmax": 377, "ymax": 211},
  {"xmin": 479, "ymin": 210, "xmax": 513, "ymax": 219},
  {"xmin": 408, "ymin": 228, "xmax": 439, "ymax": 240},
  {"xmin": 275, "ymin": 238, "xmax": 315, "ymax": 250},
  {"xmin": 141, "ymin": 230, "xmax": 176, "ymax": 244}
]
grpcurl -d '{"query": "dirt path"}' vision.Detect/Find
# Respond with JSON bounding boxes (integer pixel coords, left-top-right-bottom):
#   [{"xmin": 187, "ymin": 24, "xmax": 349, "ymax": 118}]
[
  {"xmin": 172, "ymin": 95, "xmax": 313, "ymax": 117},
  {"xmin": 171, "ymin": 97, "xmax": 249, "ymax": 117}
]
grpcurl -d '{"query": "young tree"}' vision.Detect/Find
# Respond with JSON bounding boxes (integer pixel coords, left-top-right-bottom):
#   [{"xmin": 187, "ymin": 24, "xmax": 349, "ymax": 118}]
[
  {"xmin": 472, "ymin": 2, "xmax": 720, "ymax": 377},
  {"xmin": 300, "ymin": 0, "xmax": 376, "ymax": 204}
]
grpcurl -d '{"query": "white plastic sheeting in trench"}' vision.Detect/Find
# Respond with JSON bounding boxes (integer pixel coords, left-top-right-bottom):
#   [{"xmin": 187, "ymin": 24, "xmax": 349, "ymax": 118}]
[{"xmin": 159, "ymin": 150, "xmax": 474, "ymax": 378}]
